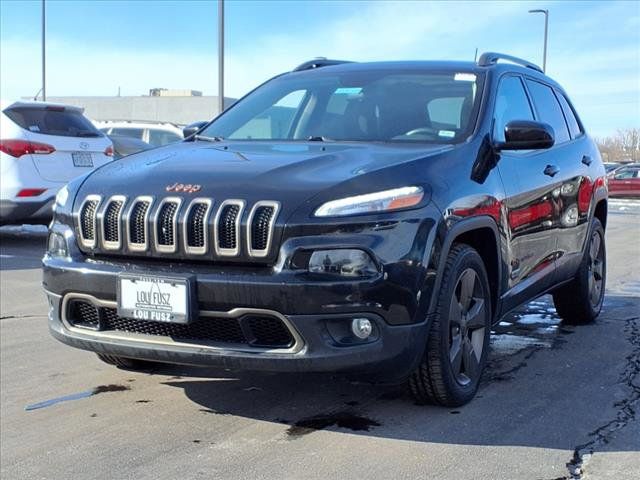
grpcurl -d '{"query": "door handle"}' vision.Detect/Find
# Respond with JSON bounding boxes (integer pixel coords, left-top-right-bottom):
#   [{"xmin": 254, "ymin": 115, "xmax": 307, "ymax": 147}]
[
  {"xmin": 544, "ymin": 165, "xmax": 560, "ymax": 177},
  {"xmin": 581, "ymin": 155, "xmax": 592, "ymax": 166}
]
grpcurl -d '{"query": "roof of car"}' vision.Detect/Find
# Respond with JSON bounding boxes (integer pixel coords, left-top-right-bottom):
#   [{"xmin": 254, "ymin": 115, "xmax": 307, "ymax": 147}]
[{"xmin": 2, "ymin": 100, "xmax": 84, "ymax": 113}]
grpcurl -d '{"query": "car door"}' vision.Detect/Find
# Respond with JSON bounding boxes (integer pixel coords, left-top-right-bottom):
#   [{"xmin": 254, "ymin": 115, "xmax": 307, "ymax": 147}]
[
  {"xmin": 524, "ymin": 79, "xmax": 593, "ymax": 281},
  {"xmin": 493, "ymin": 75, "xmax": 561, "ymax": 313}
]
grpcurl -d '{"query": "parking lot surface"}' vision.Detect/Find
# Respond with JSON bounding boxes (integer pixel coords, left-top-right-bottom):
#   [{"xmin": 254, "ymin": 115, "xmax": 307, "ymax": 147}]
[{"xmin": 1, "ymin": 200, "xmax": 639, "ymax": 480}]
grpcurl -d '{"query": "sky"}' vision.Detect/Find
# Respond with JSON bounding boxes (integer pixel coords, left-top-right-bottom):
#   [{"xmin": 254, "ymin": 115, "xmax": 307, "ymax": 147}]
[{"xmin": 1, "ymin": 0, "xmax": 638, "ymax": 138}]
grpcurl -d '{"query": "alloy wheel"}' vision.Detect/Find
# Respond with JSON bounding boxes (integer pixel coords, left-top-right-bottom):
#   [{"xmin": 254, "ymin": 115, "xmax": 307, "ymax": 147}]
[{"xmin": 587, "ymin": 230, "xmax": 605, "ymax": 307}]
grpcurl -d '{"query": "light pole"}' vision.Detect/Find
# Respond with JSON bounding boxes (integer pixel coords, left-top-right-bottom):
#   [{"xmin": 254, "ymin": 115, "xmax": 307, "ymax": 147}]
[
  {"xmin": 218, "ymin": 0, "xmax": 224, "ymax": 115},
  {"xmin": 42, "ymin": 0, "xmax": 46, "ymax": 101},
  {"xmin": 528, "ymin": 9, "xmax": 548, "ymax": 73}
]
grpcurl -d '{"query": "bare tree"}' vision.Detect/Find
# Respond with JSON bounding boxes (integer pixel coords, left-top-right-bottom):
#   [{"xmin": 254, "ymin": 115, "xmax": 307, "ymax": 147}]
[{"xmin": 596, "ymin": 128, "xmax": 640, "ymax": 163}]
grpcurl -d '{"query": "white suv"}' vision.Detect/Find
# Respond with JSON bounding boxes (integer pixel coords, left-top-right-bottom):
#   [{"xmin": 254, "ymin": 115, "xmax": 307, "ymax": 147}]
[
  {"xmin": 96, "ymin": 120, "xmax": 183, "ymax": 147},
  {"xmin": 0, "ymin": 101, "xmax": 114, "ymax": 225}
]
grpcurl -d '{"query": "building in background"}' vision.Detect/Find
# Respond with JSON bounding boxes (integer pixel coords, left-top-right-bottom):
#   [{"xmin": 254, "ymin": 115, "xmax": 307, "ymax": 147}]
[{"xmin": 148, "ymin": 88, "xmax": 202, "ymax": 97}]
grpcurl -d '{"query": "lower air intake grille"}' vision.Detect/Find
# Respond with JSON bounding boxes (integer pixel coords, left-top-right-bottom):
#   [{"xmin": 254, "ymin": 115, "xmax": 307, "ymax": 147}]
[
  {"xmin": 157, "ymin": 201, "xmax": 178, "ymax": 246},
  {"xmin": 251, "ymin": 206, "xmax": 275, "ymax": 251},
  {"xmin": 66, "ymin": 301, "xmax": 294, "ymax": 348},
  {"xmin": 80, "ymin": 200, "xmax": 99, "ymax": 241}
]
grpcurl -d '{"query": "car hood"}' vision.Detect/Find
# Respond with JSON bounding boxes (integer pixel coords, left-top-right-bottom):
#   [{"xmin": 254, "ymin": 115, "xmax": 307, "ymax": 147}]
[{"xmin": 76, "ymin": 140, "xmax": 451, "ymax": 214}]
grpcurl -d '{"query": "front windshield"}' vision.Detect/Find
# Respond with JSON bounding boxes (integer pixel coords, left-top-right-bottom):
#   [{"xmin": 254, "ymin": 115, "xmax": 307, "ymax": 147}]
[{"xmin": 201, "ymin": 68, "xmax": 484, "ymax": 143}]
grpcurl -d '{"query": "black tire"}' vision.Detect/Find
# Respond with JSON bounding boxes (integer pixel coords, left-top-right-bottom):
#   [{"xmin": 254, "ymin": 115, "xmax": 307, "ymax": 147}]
[
  {"xmin": 552, "ymin": 217, "xmax": 606, "ymax": 325},
  {"xmin": 96, "ymin": 353, "xmax": 157, "ymax": 370},
  {"xmin": 409, "ymin": 244, "xmax": 492, "ymax": 407}
]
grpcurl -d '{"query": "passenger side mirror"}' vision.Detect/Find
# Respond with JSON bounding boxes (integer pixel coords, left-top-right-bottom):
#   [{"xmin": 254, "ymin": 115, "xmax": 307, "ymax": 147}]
[
  {"xmin": 496, "ymin": 120, "xmax": 555, "ymax": 151},
  {"xmin": 183, "ymin": 121, "xmax": 208, "ymax": 139}
]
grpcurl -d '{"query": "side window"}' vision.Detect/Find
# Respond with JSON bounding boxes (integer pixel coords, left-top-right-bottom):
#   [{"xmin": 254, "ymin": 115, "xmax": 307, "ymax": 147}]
[
  {"xmin": 525, "ymin": 80, "xmax": 571, "ymax": 144},
  {"xmin": 148, "ymin": 130, "xmax": 182, "ymax": 146},
  {"xmin": 493, "ymin": 76, "xmax": 534, "ymax": 142},
  {"xmin": 229, "ymin": 90, "xmax": 307, "ymax": 139},
  {"xmin": 555, "ymin": 92, "xmax": 583, "ymax": 139},
  {"xmin": 614, "ymin": 168, "xmax": 636, "ymax": 180}
]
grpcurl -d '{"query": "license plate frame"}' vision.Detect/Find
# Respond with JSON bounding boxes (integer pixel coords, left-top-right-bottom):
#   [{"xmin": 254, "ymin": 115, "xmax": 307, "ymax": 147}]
[
  {"xmin": 72, "ymin": 152, "xmax": 93, "ymax": 167},
  {"xmin": 117, "ymin": 274, "xmax": 196, "ymax": 324}
]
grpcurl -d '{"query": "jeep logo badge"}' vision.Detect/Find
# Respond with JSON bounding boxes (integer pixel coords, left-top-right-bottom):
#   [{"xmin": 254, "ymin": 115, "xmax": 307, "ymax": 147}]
[{"xmin": 166, "ymin": 183, "xmax": 202, "ymax": 193}]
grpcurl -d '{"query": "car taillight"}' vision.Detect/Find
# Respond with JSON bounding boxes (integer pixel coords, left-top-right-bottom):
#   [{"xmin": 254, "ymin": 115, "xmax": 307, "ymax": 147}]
[
  {"xmin": 16, "ymin": 188, "xmax": 47, "ymax": 197},
  {"xmin": 0, "ymin": 139, "xmax": 56, "ymax": 158},
  {"xmin": 104, "ymin": 145, "xmax": 114, "ymax": 157}
]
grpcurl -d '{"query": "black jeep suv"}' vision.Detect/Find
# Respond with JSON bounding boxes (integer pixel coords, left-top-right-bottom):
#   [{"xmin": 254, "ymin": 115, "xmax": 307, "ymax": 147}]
[{"xmin": 43, "ymin": 53, "xmax": 607, "ymax": 406}]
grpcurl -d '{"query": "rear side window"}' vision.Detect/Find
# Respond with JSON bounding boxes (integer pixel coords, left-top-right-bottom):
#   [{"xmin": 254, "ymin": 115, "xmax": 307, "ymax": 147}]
[
  {"xmin": 148, "ymin": 130, "xmax": 181, "ymax": 146},
  {"xmin": 493, "ymin": 76, "xmax": 534, "ymax": 142},
  {"xmin": 525, "ymin": 80, "xmax": 571, "ymax": 144},
  {"xmin": 613, "ymin": 167, "xmax": 639, "ymax": 179},
  {"xmin": 4, "ymin": 106, "xmax": 101, "ymax": 138},
  {"xmin": 555, "ymin": 93, "xmax": 583, "ymax": 139},
  {"xmin": 110, "ymin": 128, "xmax": 145, "ymax": 140}
]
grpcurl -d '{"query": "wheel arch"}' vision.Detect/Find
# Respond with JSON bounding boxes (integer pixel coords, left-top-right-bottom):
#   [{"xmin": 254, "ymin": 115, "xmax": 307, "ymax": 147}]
[{"xmin": 428, "ymin": 216, "xmax": 503, "ymax": 322}]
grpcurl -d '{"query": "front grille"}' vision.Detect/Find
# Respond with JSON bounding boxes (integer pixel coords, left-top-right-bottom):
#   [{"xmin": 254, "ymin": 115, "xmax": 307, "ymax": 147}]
[
  {"xmin": 251, "ymin": 206, "xmax": 275, "ymax": 251},
  {"xmin": 103, "ymin": 199, "xmax": 124, "ymax": 243},
  {"xmin": 156, "ymin": 201, "xmax": 179, "ymax": 247},
  {"xmin": 66, "ymin": 300, "xmax": 294, "ymax": 348},
  {"xmin": 128, "ymin": 200, "xmax": 150, "ymax": 246},
  {"xmin": 186, "ymin": 202, "xmax": 209, "ymax": 249},
  {"xmin": 218, "ymin": 203, "xmax": 240, "ymax": 250},
  {"xmin": 76, "ymin": 195, "xmax": 279, "ymax": 260},
  {"xmin": 80, "ymin": 199, "xmax": 99, "ymax": 243}
]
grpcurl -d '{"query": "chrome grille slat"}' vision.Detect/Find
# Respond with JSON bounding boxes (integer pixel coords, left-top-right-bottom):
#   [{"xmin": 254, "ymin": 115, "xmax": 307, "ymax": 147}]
[
  {"xmin": 247, "ymin": 201, "xmax": 280, "ymax": 258},
  {"xmin": 184, "ymin": 199, "xmax": 212, "ymax": 255},
  {"xmin": 126, "ymin": 196, "xmax": 153, "ymax": 251},
  {"xmin": 154, "ymin": 197, "xmax": 182, "ymax": 253},
  {"xmin": 100, "ymin": 195, "xmax": 126, "ymax": 250},
  {"xmin": 78, "ymin": 195, "xmax": 101, "ymax": 248},
  {"xmin": 214, "ymin": 199, "xmax": 245, "ymax": 257}
]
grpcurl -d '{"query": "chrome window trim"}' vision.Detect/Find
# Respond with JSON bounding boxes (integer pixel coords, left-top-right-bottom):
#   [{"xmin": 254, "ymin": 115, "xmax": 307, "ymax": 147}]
[
  {"xmin": 59, "ymin": 292, "xmax": 304, "ymax": 355},
  {"xmin": 124, "ymin": 195, "xmax": 154, "ymax": 252},
  {"xmin": 213, "ymin": 199, "xmax": 246, "ymax": 257},
  {"xmin": 76, "ymin": 194, "xmax": 101, "ymax": 249},
  {"xmin": 183, "ymin": 197, "xmax": 213, "ymax": 255},
  {"xmin": 246, "ymin": 200, "xmax": 280, "ymax": 258},
  {"xmin": 153, "ymin": 196, "xmax": 182, "ymax": 253},
  {"xmin": 98, "ymin": 195, "xmax": 127, "ymax": 250}
]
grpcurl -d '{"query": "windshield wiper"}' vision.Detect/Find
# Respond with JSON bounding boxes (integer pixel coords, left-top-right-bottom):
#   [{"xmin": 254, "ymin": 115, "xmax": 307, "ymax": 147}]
[
  {"xmin": 307, "ymin": 136, "xmax": 332, "ymax": 142},
  {"xmin": 194, "ymin": 134, "xmax": 224, "ymax": 142}
]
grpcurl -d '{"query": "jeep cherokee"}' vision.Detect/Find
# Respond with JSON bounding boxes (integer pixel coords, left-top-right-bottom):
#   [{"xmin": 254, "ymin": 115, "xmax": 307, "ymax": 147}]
[{"xmin": 43, "ymin": 53, "xmax": 608, "ymax": 406}]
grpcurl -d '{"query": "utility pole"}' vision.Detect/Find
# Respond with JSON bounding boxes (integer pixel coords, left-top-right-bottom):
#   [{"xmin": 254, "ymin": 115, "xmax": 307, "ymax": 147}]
[
  {"xmin": 218, "ymin": 0, "xmax": 224, "ymax": 115},
  {"xmin": 42, "ymin": 0, "xmax": 46, "ymax": 101},
  {"xmin": 528, "ymin": 9, "xmax": 548, "ymax": 73}
]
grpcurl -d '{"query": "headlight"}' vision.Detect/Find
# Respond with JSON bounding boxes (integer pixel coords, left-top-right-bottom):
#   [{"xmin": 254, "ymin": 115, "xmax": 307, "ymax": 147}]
[
  {"xmin": 314, "ymin": 186, "xmax": 424, "ymax": 217},
  {"xmin": 308, "ymin": 249, "xmax": 378, "ymax": 277},
  {"xmin": 47, "ymin": 232, "xmax": 68, "ymax": 257},
  {"xmin": 54, "ymin": 185, "xmax": 69, "ymax": 210}
]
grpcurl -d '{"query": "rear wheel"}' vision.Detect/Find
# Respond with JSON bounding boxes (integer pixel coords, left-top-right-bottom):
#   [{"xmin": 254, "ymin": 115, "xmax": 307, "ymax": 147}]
[
  {"xmin": 96, "ymin": 353, "xmax": 157, "ymax": 370},
  {"xmin": 409, "ymin": 244, "xmax": 491, "ymax": 407},
  {"xmin": 552, "ymin": 217, "xmax": 606, "ymax": 325}
]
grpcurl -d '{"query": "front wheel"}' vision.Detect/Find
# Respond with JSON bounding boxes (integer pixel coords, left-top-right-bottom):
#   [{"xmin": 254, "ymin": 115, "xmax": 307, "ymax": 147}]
[
  {"xmin": 408, "ymin": 244, "xmax": 492, "ymax": 407},
  {"xmin": 552, "ymin": 217, "xmax": 606, "ymax": 325}
]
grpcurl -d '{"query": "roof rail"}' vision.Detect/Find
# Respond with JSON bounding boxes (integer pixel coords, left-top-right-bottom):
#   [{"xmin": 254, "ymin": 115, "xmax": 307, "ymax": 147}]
[
  {"xmin": 477, "ymin": 52, "xmax": 543, "ymax": 73},
  {"xmin": 293, "ymin": 57, "xmax": 353, "ymax": 72}
]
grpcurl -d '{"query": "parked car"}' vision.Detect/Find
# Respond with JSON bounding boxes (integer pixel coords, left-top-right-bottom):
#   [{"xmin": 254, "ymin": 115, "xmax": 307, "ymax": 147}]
[
  {"xmin": 43, "ymin": 53, "xmax": 607, "ymax": 406},
  {"xmin": 107, "ymin": 135, "xmax": 152, "ymax": 159},
  {"xmin": 96, "ymin": 120, "xmax": 183, "ymax": 147},
  {"xmin": 604, "ymin": 162, "xmax": 621, "ymax": 173},
  {"xmin": 607, "ymin": 163, "xmax": 640, "ymax": 197},
  {"xmin": 1, "ymin": 101, "xmax": 113, "ymax": 225}
]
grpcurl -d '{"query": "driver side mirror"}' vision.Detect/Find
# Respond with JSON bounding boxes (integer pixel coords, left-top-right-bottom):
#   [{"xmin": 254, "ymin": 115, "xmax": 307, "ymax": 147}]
[
  {"xmin": 183, "ymin": 121, "xmax": 208, "ymax": 139},
  {"xmin": 495, "ymin": 120, "xmax": 555, "ymax": 151}
]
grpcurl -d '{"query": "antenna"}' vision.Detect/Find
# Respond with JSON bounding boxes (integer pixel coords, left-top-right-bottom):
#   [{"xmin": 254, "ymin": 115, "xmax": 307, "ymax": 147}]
[{"xmin": 474, "ymin": 48, "xmax": 478, "ymax": 62}]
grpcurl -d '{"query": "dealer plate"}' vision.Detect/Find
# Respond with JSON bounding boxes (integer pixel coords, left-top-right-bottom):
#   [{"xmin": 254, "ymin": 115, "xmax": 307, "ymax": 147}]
[{"xmin": 117, "ymin": 274, "xmax": 192, "ymax": 323}]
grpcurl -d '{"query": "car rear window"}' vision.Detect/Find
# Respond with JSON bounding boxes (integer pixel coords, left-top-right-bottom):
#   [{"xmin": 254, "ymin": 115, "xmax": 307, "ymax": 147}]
[{"xmin": 3, "ymin": 106, "xmax": 102, "ymax": 138}]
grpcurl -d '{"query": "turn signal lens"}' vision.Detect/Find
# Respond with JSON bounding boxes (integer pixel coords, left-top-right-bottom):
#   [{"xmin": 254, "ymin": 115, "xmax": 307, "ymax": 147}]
[
  {"xmin": 308, "ymin": 249, "xmax": 378, "ymax": 277},
  {"xmin": 314, "ymin": 186, "xmax": 424, "ymax": 217},
  {"xmin": 104, "ymin": 145, "xmax": 114, "ymax": 157},
  {"xmin": 47, "ymin": 232, "xmax": 68, "ymax": 257}
]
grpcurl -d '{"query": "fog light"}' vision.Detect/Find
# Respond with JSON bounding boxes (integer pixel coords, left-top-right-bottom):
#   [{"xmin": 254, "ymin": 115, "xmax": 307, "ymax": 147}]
[
  {"xmin": 308, "ymin": 249, "xmax": 378, "ymax": 277},
  {"xmin": 47, "ymin": 232, "xmax": 68, "ymax": 257},
  {"xmin": 351, "ymin": 318, "xmax": 373, "ymax": 339}
]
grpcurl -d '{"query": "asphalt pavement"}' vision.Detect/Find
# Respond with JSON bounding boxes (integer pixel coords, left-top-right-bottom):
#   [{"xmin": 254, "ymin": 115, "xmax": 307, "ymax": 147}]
[{"xmin": 1, "ymin": 201, "xmax": 639, "ymax": 480}]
